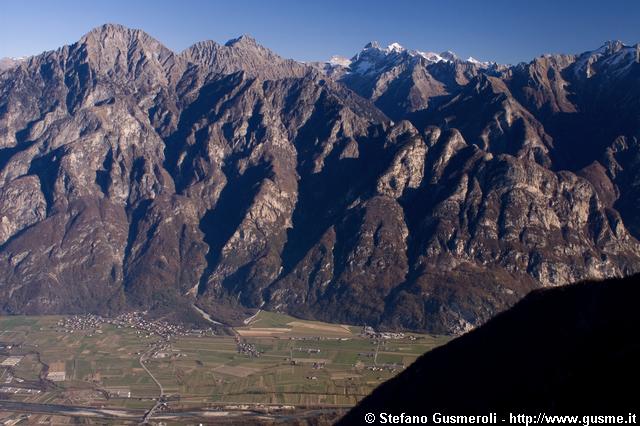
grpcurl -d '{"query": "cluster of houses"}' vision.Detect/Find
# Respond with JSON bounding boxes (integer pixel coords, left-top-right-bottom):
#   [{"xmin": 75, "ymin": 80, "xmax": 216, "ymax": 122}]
[
  {"xmin": 56, "ymin": 312, "xmax": 216, "ymax": 340},
  {"xmin": 235, "ymin": 337, "xmax": 261, "ymax": 358},
  {"xmin": 287, "ymin": 336, "xmax": 349, "ymax": 342},
  {"xmin": 360, "ymin": 325, "xmax": 405, "ymax": 340},
  {"xmin": 367, "ymin": 363, "xmax": 405, "ymax": 373},
  {"xmin": 294, "ymin": 347, "xmax": 321, "ymax": 354},
  {"xmin": 0, "ymin": 386, "xmax": 40, "ymax": 395}
]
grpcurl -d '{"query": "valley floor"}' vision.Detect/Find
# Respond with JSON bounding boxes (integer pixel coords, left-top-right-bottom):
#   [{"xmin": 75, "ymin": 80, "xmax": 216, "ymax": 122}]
[{"xmin": 0, "ymin": 311, "xmax": 448, "ymax": 424}]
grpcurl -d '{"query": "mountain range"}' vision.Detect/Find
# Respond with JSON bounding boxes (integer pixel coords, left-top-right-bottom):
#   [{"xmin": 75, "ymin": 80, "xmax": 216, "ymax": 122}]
[{"xmin": 1, "ymin": 24, "xmax": 639, "ymax": 334}]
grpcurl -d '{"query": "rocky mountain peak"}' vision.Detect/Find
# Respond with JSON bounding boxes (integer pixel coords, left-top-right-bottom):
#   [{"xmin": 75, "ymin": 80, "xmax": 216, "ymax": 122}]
[
  {"xmin": 82, "ymin": 22, "xmax": 136, "ymax": 37},
  {"xmin": 573, "ymin": 39, "xmax": 639, "ymax": 78},
  {"xmin": 1, "ymin": 28, "xmax": 640, "ymax": 337},
  {"xmin": 328, "ymin": 55, "xmax": 351, "ymax": 67},
  {"xmin": 351, "ymin": 41, "xmax": 479, "ymax": 68},
  {"xmin": 79, "ymin": 23, "xmax": 162, "ymax": 51},
  {"xmin": 363, "ymin": 41, "xmax": 381, "ymax": 50},
  {"xmin": 180, "ymin": 33, "xmax": 308, "ymax": 79},
  {"xmin": 180, "ymin": 40, "xmax": 220, "ymax": 62},
  {"xmin": 73, "ymin": 23, "xmax": 178, "ymax": 80},
  {"xmin": 602, "ymin": 39, "xmax": 627, "ymax": 54},
  {"xmin": 220, "ymin": 33, "xmax": 281, "ymax": 59},
  {"xmin": 224, "ymin": 34, "xmax": 259, "ymax": 48},
  {"xmin": 387, "ymin": 42, "xmax": 405, "ymax": 53},
  {"xmin": 0, "ymin": 57, "xmax": 26, "ymax": 71},
  {"xmin": 439, "ymin": 50, "xmax": 458, "ymax": 61},
  {"xmin": 358, "ymin": 41, "xmax": 409, "ymax": 56}
]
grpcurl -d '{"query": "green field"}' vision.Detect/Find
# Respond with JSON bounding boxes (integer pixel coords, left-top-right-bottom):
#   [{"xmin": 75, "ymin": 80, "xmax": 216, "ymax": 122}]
[{"xmin": 0, "ymin": 311, "xmax": 450, "ymax": 414}]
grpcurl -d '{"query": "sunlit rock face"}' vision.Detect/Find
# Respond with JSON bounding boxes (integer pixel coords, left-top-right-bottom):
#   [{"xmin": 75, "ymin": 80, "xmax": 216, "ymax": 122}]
[{"xmin": 1, "ymin": 25, "xmax": 639, "ymax": 334}]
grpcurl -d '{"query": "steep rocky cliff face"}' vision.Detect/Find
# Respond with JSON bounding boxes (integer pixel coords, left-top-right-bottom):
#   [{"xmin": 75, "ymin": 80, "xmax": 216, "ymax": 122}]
[{"xmin": 1, "ymin": 24, "xmax": 639, "ymax": 333}]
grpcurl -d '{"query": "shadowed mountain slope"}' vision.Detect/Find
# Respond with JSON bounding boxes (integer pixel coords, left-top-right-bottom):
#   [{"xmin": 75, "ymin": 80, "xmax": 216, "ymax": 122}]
[{"xmin": 339, "ymin": 273, "xmax": 640, "ymax": 424}]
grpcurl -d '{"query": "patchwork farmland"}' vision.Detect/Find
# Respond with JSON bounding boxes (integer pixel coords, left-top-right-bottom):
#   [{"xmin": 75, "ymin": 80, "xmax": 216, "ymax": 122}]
[{"xmin": 0, "ymin": 312, "xmax": 449, "ymax": 424}]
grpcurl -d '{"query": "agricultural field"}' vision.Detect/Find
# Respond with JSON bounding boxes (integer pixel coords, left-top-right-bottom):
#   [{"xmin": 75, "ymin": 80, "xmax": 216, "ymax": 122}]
[{"xmin": 0, "ymin": 311, "xmax": 450, "ymax": 423}]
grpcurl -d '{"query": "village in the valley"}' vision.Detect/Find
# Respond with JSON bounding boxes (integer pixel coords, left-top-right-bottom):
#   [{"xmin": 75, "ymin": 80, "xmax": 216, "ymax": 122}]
[{"xmin": 0, "ymin": 311, "xmax": 449, "ymax": 424}]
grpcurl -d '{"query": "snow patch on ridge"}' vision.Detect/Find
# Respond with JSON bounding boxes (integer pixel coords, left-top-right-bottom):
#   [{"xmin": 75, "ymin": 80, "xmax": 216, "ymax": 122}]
[
  {"xmin": 574, "ymin": 41, "xmax": 638, "ymax": 78},
  {"xmin": 387, "ymin": 42, "xmax": 405, "ymax": 53},
  {"xmin": 328, "ymin": 55, "xmax": 352, "ymax": 67}
]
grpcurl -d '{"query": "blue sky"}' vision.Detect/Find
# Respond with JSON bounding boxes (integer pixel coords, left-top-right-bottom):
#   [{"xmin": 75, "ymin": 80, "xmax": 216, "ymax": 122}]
[{"xmin": 1, "ymin": 0, "xmax": 639, "ymax": 64}]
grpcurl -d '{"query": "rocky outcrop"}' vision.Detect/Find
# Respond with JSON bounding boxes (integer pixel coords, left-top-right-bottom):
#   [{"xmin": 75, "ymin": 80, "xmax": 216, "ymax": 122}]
[
  {"xmin": 1, "ymin": 25, "xmax": 639, "ymax": 334},
  {"xmin": 0, "ymin": 175, "xmax": 46, "ymax": 244},
  {"xmin": 180, "ymin": 35, "xmax": 308, "ymax": 80}
]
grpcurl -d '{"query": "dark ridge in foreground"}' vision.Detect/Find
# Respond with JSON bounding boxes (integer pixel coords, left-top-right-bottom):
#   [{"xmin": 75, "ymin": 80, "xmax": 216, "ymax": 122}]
[{"xmin": 339, "ymin": 274, "xmax": 640, "ymax": 424}]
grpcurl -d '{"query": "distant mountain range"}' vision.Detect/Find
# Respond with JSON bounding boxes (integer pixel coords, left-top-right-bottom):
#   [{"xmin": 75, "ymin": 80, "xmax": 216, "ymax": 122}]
[{"xmin": 1, "ymin": 24, "xmax": 639, "ymax": 333}]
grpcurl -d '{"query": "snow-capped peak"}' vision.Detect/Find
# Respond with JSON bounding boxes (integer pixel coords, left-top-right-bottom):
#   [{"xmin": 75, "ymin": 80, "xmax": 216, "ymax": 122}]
[
  {"xmin": 361, "ymin": 41, "xmax": 406, "ymax": 54},
  {"xmin": 344, "ymin": 41, "xmax": 494, "ymax": 75},
  {"xmin": 467, "ymin": 56, "xmax": 490, "ymax": 67},
  {"xmin": 386, "ymin": 42, "xmax": 405, "ymax": 53},
  {"xmin": 328, "ymin": 55, "xmax": 352, "ymax": 67},
  {"xmin": 439, "ymin": 51, "xmax": 458, "ymax": 62},
  {"xmin": 415, "ymin": 51, "xmax": 445, "ymax": 63},
  {"xmin": 574, "ymin": 40, "xmax": 639, "ymax": 78},
  {"xmin": 363, "ymin": 41, "xmax": 381, "ymax": 50}
]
